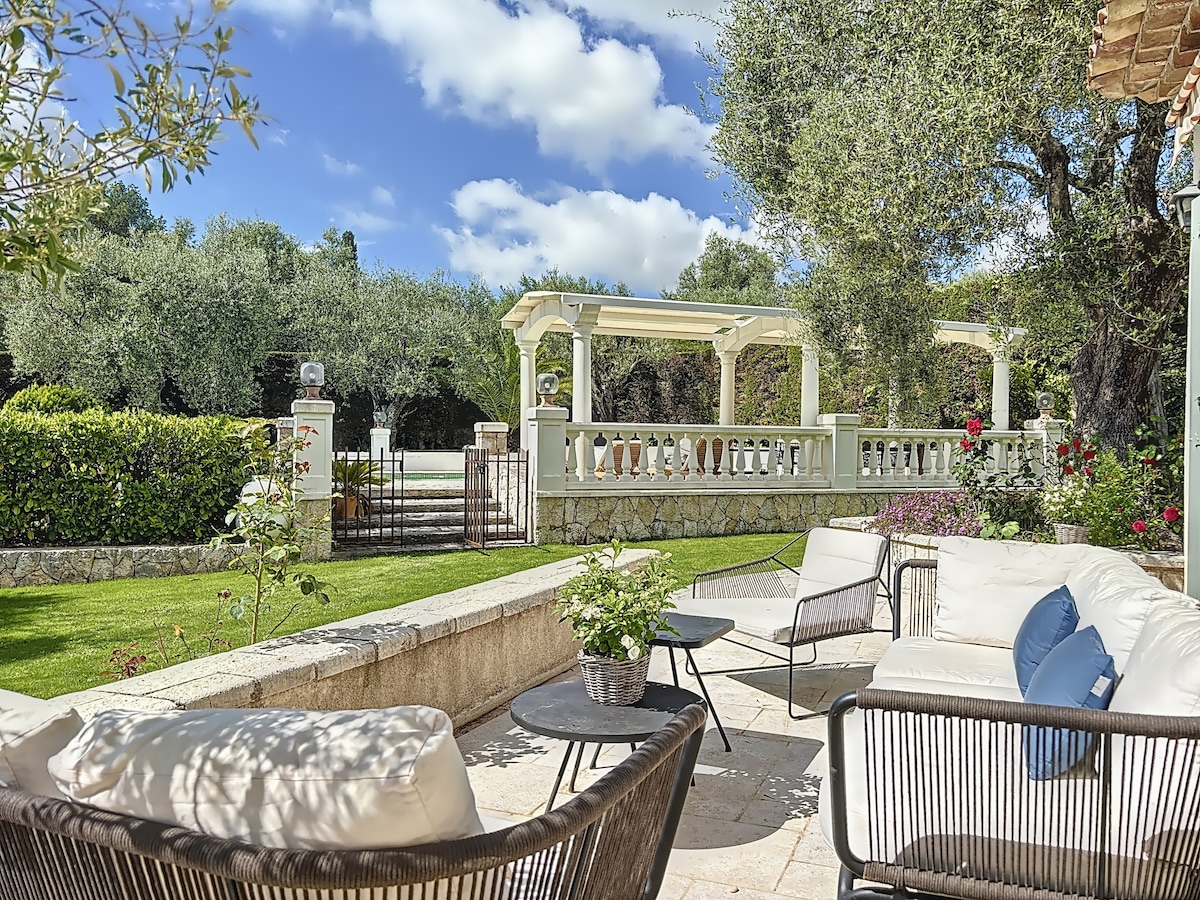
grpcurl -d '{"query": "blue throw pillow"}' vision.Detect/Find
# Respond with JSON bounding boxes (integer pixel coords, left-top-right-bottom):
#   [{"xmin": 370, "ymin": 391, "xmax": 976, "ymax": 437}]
[
  {"xmin": 1023, "ymin": 625, "xmax": 1116, "ymax": 781},
  {"xmin": 1013, "ymin": 585, "xmax": 1079, "ymax": 696}
]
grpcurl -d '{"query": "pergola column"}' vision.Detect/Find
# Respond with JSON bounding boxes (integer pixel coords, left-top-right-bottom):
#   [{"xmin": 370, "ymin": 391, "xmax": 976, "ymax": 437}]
[
  {"xmin": 571, "ymin": 323, "xmax": 593, "ymax": 424},
  {"xmin": 991, "ymin": 351, "xmax": 1011, "ymax": 431},
  {"xmin": 717, "ymin": 350, "xmax": 738, "ymax": 426},
  {"xmin": 800, "ymin": 344, "xmax": 820, "ymax": 427},
  {"xmin": 517, "ymin": 339, "xmax": 538, "ymax": 450}
]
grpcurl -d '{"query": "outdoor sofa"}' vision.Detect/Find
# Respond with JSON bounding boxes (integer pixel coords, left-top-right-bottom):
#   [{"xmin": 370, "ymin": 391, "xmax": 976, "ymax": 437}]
[
  {"xmin": 820, "ymin": 535, "xmax": 1200, "ymax": 900},
  {"xmin": 0, "ymin": 691, "xmax": 705, "ymax": 900}
]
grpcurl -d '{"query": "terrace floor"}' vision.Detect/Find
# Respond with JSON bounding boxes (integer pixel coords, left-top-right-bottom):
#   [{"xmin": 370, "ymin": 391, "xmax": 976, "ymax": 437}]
[{"xmin": 457, "ymin": 592, "xmax": 894, "ymax": 900}]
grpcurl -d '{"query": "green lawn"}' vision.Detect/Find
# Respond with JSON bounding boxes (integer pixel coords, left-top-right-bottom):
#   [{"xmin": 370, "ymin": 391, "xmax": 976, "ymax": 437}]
[{"xmin": 0, "ymin": 533, "xmax": 798, "ymax": 699}]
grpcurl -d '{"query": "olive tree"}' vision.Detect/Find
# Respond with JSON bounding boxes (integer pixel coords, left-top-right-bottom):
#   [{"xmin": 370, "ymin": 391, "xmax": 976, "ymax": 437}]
[
  {"xmin": 708, "ymin": 0, "xmax": 1186, "ymax": 445},
  {"xmin": 1, "ymin": 0, "xmax": 260, "ymax": 284}
]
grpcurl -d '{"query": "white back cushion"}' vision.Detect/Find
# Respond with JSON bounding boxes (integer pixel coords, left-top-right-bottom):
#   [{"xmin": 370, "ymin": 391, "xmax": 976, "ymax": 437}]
[
  {"xmin": 1111, "ymin": 596, "xmax": 1200, "ymax": 716},
  {"xmin": 0, "ymin": 688, "xmax": 82, "ymax": 799},
  {"xmin": 1066, "ymin": 547, "xmax": 1171, "ymax": 673},
  {"xmin": 933, "ymin": 537, "xmax": 1084, "ymax": 648},
  {"xmin": 800, "ymin": 527, "xmax": 886, "ymax": 592},
  {"xmin": 48, "ymin": 705, "xmax": 483, "ymax": 850}
]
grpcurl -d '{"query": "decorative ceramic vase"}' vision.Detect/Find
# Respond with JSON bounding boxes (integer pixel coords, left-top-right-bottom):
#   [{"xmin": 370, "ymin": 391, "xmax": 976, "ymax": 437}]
[
  {"xmin": 627, "ymin": 439, "xmax": 642, "ymax": 475},
  {"xmin": 1053, "ymin": 523, "xmax": 1090, "ymax": 545},
  {"xmin": 611, "ymin": 439, "xmax": 625, "ymax": 476},
  {"xmin": 578, "ymin": 651, "xmax": 650, "ymax": 705}
]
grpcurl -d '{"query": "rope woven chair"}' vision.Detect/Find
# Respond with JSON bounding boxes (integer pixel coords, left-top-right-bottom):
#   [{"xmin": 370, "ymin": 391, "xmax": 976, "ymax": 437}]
[
  {"xmin": 0, "ymin": 704, "xmax": 705, "ymax": 900},
  {"xmin": 678, "ymin": 527, "xmax": 891, "ymax": 719},
  {"xmin": 827, "ymin": 689, "xmax": 1200, "ymax": 900}
]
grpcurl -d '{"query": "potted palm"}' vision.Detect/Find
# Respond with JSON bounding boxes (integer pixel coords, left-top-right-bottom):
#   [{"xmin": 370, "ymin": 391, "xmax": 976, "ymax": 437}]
[
  {"xmin": 332, "ymin": 458, "xmax": 385, "ymax": 521},
  {"xmin": 555, "ymin": 542, "xmax": 679, "ymax": 705}
]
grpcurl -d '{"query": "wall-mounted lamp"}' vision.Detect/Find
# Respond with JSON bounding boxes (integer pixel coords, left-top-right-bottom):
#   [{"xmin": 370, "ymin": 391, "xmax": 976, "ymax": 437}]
[{"xmin": 1171, "ymin": 182, "xmax": 1200, "ymax": 230}]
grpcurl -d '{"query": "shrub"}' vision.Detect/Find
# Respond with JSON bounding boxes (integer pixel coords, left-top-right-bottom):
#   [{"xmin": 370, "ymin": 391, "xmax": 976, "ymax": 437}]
[
  {"xmin": 4, "ymin": 383, "xmax": 102, "ymax": 415},
  {"xmin": 0, "ymin": 410, "xmax": 251, "ymax": 546},
  {"xmin": 870, "ymin": 490, "xmax": 982, "ymax": 537}
]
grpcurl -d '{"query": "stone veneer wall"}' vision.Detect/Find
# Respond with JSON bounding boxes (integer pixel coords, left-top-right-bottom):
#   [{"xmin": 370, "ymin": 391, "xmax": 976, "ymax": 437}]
[
  {"xmin": 0, "ymin": 543, "xmax": 240, "ymax": 588},
  {"xmin": 57, "ymin": 551, "xmax": 654, "ymax": 727},
  {"xmin": 534, "ymin": 489, "xmax": 901, "ymax": 545}
]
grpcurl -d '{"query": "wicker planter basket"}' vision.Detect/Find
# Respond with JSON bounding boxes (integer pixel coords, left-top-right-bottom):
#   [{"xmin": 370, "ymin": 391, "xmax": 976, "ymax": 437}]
[
  {"xmin": 578, "ymin": 651, "xmax": 650, "ymax": 705},
  {"xmin": 1054, "ymin": 523, "xmax": 1091, "ymax": 545}
]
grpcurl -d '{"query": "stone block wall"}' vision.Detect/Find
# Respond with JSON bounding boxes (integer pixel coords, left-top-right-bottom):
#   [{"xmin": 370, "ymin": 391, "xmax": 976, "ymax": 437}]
[
  {"xmin": 0, "ymin": 544, "xmax": 239, "ymax": 588},
  {"xmin": 534, "ymin": 489, "xmax": 901, "ymax": 545}
]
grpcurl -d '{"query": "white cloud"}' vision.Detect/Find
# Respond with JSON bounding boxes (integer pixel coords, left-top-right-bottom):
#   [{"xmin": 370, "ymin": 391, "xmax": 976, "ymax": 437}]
[
  {"xmin": 350, "ymin": 0, "xmax": 712, "ymax": 171},
  {"xmin": 371, "ymin": 186, "xmax": 396, "ymax": 207},
  {"xmin": 322, "ymin": 153, "xmax": 361, "ymax": 176},
  {"xmin": 439, "ymin": 178, "xmax": 754, "ymax": 292},
  {"xmin": 237, "ymin": 0, "xmax": 322, "ymax": 18},
  {"xmin": 268, "ymin": 128, "xmax": 290, "ymax": 146},
  {"xmin": 561, "ymin": 0, "xmax": 724, "ymax": 51},
  {"xmin": 333, "ymin": 206, "xmax": 398, "ymax": 233}
]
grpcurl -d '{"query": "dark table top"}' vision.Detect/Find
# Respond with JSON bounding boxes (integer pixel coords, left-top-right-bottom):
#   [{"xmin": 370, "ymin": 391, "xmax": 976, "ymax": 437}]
[
  {"xmin": 651, "ymin": 612, "xmax": 735, "ymax": 649},
  {"xmin": 510, "ymin": 680, "xmax": 704, "ymax": 743}
]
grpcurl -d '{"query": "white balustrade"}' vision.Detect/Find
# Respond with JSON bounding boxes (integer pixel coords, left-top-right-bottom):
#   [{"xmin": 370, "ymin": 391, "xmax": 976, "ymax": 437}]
[
  {"xmin": 561, "ymin": 424, "xmax": 832, "ymax": 489},
  {"xmin": 856, "ymin": 429, "xmax": 1047, "ymax": 487}
]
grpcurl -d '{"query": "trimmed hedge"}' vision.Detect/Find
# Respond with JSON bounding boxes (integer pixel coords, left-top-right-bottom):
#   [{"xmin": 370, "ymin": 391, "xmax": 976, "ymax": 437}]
[
  {"xmin": 0, "ymin": 411, "xmax": 250, "ymax": 546},
  {"xmin": 5, "ymin": 384, "xmax": 102, "ymax": 415}
]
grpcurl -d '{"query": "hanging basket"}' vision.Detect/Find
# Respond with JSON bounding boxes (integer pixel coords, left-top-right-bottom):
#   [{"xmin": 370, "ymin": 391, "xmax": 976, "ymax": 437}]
[
  {"xmin": 1054, "ymin": 523, "xmax": 1091, "ymax": 545},
  {"xmin": 578, "ymin": 651, "xmax": 650, "ymax": 705}
]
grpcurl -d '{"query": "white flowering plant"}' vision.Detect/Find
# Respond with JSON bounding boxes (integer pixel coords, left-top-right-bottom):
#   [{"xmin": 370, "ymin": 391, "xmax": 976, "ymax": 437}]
[
  {"xmin": 555, "ymin": 541, "xmax": 679, "ymax": 662},
  {"xmin": 1040, "ymin": 476, "xmax": 1091, "ymax": 526}
]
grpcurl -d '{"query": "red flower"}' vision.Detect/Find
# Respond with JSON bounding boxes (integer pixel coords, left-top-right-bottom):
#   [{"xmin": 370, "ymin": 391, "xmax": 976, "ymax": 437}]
[
  {"xmin": 1142, "ymin": 456, "xmax": 1155, "ymax": 465},
  {"xmin": 1084, "ymin": 466, "xmax": 1093, "ymax": 476},
  {"xmin": 959, "ymin": 438, "xmax": 973, "ymax": 451},
  {"xmin": 1062, "ymin": 464, "xmax": 1074, "ymax": 475},
  {"xmin": 1132, "ymin": 520, "xmax": 1148, "ymax": 533},
  {"xmin": 1164, "ymin": 507, "xmax": 1180, "ymax": 523},
  {"xmin": 1056, "ymin": 444, "xmax": 1070, "ymax": 457},
  {"xmin": 1082, "ymin": 449, "xmax": 1096, "ymax": 460},
  {"xmin": 965, "ymin": 418, "xmax": 983, "ymax": 437},
  {"xmin": 1071, "ymin": 438, "xmax": 1081, "ymax": 452}
]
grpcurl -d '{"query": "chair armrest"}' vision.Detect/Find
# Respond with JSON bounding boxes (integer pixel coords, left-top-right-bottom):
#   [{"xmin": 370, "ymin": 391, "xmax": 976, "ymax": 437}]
[
  {"xmin": 790, "ymin": 575, "xmax": 882, "ymax": 645},
  {"xmin": 891, "ymin": 557, "xmax": 937, "ymax": 640}
]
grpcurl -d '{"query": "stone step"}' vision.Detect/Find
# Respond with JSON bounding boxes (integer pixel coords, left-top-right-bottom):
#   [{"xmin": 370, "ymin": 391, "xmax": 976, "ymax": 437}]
[
  {"xmin": 331, "ymin": 537, "xmax": 533, "ymax": 558},
  {"xmin": 368, "ymin": 497, "xmax": 488, "ymax": 513},
  {"xmin": 335, "ymin": 511, "xmax": 512, "ymax": 529},
  {"xmin": 375, "ymin": 483, "xmax": 466, "ymax": 500},
  {"xmin": 332, "ymin": 525, "xmax": 528, "ymax": 546}
]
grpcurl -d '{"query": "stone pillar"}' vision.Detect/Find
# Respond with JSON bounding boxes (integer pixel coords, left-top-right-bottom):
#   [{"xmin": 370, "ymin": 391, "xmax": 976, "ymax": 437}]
[
  {"xmin": 717, "ymin": 350, "xmax": 738, "ymax": 426},
  {"xmin": 800, "ymin": 344, "xmax": 820, "ymax": 427},
  {"xmin": 571, "ymin": 324, "xmax": 593, "ymax": 424},
  {"xmin": 529, "ymin": 406, "xmax": 568, "ymax": 493},
  {"xmin": 819, "ymin": 413, "xmax": 861, "ymax": 491},
  {"xmin": 474, "ymin": 421, "xmax": 510, "ymax": 455},
  {"xmin": 291, "ymin": 396, "xmax": 334, "ymax": 561},
  {"xmin": 276, "ymin": 416, "xmax": 295, "ymax": 440},
  {"xmin": 517, "ymin": 340, "xmax": 538, "ymax": 450},
  {"xmin": 370, "ymin": 427, "xmax": 390, "ymax": 458},
  {"xmin": 991, "ymin": 352, "xmax": 1011, "ymax": 431}
]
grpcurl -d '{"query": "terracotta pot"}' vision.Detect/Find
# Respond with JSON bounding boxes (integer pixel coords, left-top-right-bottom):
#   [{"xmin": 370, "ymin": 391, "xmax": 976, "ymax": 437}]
[{"xmin": 333, "ymin": 495, "xmax": 359, "ymax": 521}]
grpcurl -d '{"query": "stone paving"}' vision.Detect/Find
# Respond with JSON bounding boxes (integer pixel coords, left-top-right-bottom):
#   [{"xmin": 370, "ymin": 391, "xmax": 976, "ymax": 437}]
[{"xmin": 456, "ymin": 595, "xmax": 895, "ymax": 899}]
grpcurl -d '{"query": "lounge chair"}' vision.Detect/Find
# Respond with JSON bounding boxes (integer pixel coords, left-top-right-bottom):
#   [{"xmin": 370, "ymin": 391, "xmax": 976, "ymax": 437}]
[{"xmin": 678, "ymin": 527, "xmax": 890, "ymax": 718}]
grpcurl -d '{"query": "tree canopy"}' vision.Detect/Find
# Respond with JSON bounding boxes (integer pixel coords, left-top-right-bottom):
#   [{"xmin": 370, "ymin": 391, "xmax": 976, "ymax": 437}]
[
  {"xmin": 1, "ymin": 0, "xmax": 261, "ymax": 284},
  {"xmin": 707, "ymin": 0, "xmax": 1188, "ymax": 445}
]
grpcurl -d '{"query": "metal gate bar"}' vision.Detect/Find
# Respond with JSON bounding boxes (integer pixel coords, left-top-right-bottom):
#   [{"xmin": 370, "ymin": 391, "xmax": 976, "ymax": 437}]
[
  {"xmin": 332, "ymin": 447, "xmax": 405, "ymax": 547},
  {"xmin": 464, "ymin": 447, "xmax": 530, "ymax": 549}
]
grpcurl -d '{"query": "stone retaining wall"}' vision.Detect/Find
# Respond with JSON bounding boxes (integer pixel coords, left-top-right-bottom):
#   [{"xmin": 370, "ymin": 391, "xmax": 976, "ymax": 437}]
[
  {"xmin": 0, "ymin": 543, "xmax": 240, "ymax": 588},
  {"xmin": 535, "ymin": 489, "xmax": 900, "ymax": 544},
  {"xmin": 58, "ymin": 551, "xmax": 653, "ymax": 727}
]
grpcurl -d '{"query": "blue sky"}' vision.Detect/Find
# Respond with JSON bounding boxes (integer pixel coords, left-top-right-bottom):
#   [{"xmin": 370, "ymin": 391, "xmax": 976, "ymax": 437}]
[{"xmin": 139, "ymin": 0, "xmax": 752, "ymax": 296}]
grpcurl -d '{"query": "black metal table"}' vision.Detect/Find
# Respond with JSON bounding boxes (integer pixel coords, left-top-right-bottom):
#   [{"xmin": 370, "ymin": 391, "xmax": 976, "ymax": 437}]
[
  {"xmin": 510, "ymin": 680, "xmax": 703, "ymax": 812},
  {"xmin": 652, "ymin": 612, "xmax": 735, "ymax": 752}
]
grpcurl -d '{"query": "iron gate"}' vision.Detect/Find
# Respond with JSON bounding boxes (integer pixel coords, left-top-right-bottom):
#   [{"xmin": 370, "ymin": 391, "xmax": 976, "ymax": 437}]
[
  {"xmin": 464, "ymin": 447, "xmax": 531, "ymax": 548},
  {"xmin": 332, "ymin": 448, "xmax": 407, "ymax": 547}
]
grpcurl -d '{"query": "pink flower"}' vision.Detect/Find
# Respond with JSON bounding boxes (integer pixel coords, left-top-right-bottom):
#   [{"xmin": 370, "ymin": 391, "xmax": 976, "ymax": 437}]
[
  {"xmin": 959, "ymin": 438, "xmax": 973, "ymax": 451},
  {"xmin": 1132, "ymin": 520, "xmax": 1148, "ymax": 533},
  {"xmin": 1164, "ymin": 507, "xmax": 1180, "ymax": 523},
  {"xmin": 965, "ymin": 418, "xmax": 983, "ymax": 437}
]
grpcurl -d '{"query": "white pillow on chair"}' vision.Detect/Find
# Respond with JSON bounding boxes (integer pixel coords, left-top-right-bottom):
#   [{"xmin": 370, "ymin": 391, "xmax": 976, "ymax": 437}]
[
  {"xmin": 0, "ymin": 687, "xmax": 83, "ymax": 799},
  {"xmin": 48, "ymin": 704, "xmax": 484, "ymax": 850}
]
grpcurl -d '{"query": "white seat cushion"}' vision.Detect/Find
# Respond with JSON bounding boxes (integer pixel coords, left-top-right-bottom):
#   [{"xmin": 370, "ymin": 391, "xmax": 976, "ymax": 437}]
[
  {"xmin": 48, "ymin": 705, "xmax": 483, "ymax": 850},
  {"xmin": 932, "ymin": 537, "xmax": 1085, "ymax": 648},
  {"xmin": 868, "ymin": 675, "xmax": 1024, "ymax": 704},
  {"xmin": 1066, "ymin": 547, "xmax": 1174, "ymax": 673},
  {"xmin": 0, "ymin": 688, "xmax": 83, "ymax": 799},
  {"xmin": 871, "ymin": 636, "xmax": 1019, "ymax": 690},
  {"xmin": 677, "ymin": 593, "xmax": 797, "ymax": 644}
]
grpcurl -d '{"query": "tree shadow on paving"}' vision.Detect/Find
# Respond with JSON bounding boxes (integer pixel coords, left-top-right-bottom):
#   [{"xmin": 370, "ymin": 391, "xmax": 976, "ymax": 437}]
[
  {"xmin": 673, "ymin": 732, "xmax": 823, "ymax": 850},
  {"xmin": 727, "ymin": 662, "xmax": 875, "ymax": 715},
  {"xmin": 461, "ymin": 728, "xmax": 555, "ymax": 770}
]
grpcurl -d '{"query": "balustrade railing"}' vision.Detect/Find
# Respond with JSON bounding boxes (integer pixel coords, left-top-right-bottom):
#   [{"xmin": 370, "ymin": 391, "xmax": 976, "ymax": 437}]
[
  {"xmin": 857, "ymin": 429, "xmax": 1048, "ymax": 486},
  {"xmin": 561, "ymin": 424, "xmax": 831, "ymax": 488}
]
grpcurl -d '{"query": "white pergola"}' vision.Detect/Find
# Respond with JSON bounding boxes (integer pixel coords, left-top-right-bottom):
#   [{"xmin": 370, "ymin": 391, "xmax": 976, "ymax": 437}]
[{"xmin": 502, "ymin": 291, "xmax": 1026, "ymax": 448}]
